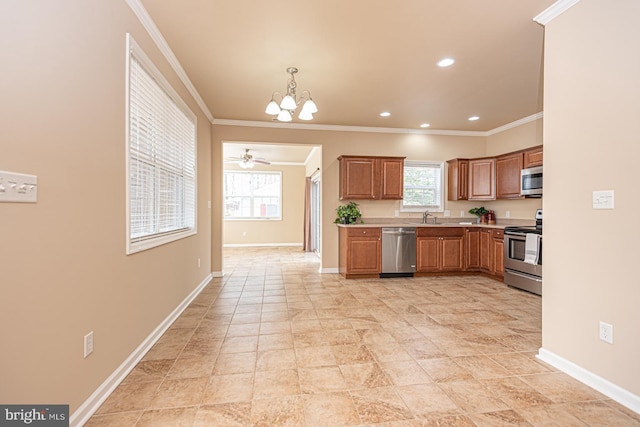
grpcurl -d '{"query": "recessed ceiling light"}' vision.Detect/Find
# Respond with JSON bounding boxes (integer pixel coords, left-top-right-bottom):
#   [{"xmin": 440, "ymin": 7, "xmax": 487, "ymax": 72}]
[
  {"xmin": 420, "ymin": 123, "xmax": 430, "ymax": 128},
  {"xmin": 379, "ymin": 112, "xmax": 391, "ymax": 117},
  {"xmin": 437, "ymin": 57, "xmax": 455, "ymax": 67},
  {"xmin": 468, "ymin": 116, "xmax": 480, "ymax": 121}
]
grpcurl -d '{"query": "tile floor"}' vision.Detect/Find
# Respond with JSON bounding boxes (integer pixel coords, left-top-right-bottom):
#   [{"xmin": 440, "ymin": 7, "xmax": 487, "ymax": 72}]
[{"xmin": 86, "ymin": 247, "xmax": 640, "ymax": 426}]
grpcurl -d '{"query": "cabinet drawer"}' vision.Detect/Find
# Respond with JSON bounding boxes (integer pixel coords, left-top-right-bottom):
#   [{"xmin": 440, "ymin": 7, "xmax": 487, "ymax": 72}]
[
  {"xmin": 347, "ymin": 227, "xmax": 381, "ymax": 238},
  {"xmin": 492, "ymin": 229, "xmax": 504, "ymax": 239},
  {"xmin": 416, "ymin": 227, "xmax": 464, "ymax": 238}
]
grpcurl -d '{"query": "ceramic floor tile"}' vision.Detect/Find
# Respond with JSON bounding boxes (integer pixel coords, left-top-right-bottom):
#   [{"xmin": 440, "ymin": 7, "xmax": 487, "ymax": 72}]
[
  {"xmin": 95, "ymin": 381, "xmax": 161, "ymax": 414},
  {"xmin": 212, "ymin": 351, "xmax": 256, "ymax": 375},
  {"xmin": 299, "ymin": 366, "xmax": 349, "ymax": 394},
  {"xmin": 150, "ymin": 376, "xmax": 208, "ymax": 409},
  {"xmin": 302, "ymin": 392, "xmax": 361, "ymax": 427},
  {"xmin": 395, "ymin": 383, "xmax": 461, "ymax": 419},
  {"xmin": 380, "ymin": 360, "xmax": 433, "ymax": 386},
  {"xmin": 339, "ymin": 362, "xmax": 392, "ymax": 389},
  {"xmin": 84, "ymin": 411, "xmax": 142, "ymax": 427},
  {"xmin": 295, "ymin": 345, "xmax": 336, "ymax": 368},
  {"xmin": 350, "ymin": 387, "xmax": 413, "ymax": 424},
  {"xmin": 256, "ymin": 348, "xmax": 297, "ymax": 371},
  {"xmin": 202, "ymin": 373, "xmax": 254, "ymax": 404},
  {"xmin": 193, "ymin": 403, "xmax": 251, "ymax": 427},
  {"xmin": 251, "ymin": 396, "xmax": 305, "ymax": 427},
  {"xmin": 253, "ymin": 369, "xmax": 300, "ymax": 399},
  {"xmin": 135, "ymin": 407, "xmax": 198, "ymax": 427}
]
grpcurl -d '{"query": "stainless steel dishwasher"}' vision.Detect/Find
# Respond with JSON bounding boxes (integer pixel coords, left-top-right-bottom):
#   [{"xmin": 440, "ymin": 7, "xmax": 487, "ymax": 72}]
[{"xmin": 381, "ymin": 227, "xmax": 416, "ymax": 277}]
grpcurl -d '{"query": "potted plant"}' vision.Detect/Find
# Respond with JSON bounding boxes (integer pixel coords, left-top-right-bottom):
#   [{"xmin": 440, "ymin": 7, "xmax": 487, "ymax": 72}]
[
  {"xmin": 469, "ymin": 206, "xmax": 489, "ymax": 224},
  {"xmin": 334, "ymin": 201, "xmax": 363, "ymax": 224}
]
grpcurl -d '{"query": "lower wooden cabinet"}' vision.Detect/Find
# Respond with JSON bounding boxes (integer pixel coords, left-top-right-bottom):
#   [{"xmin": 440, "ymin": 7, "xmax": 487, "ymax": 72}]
[
  {"xmin": 416, "ymin": 228, "xmax": 464, "ymax": 272},
  {"xmin": 338, "ymin": 225, "xmax": 504, "ymax": 280},
  {"xmin": 338, "ymin": 227, "xmax": 381, "ymax": 278},
  {"xmin": 492, "ymin": 229, "xmax": 504, "ymax": 277}
]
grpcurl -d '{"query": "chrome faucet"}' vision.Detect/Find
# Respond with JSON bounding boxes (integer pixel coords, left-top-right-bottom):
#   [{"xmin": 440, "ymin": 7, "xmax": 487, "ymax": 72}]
[{"xmin": 423, "ymin": 210, "xmax": 432, "ymax": 224}]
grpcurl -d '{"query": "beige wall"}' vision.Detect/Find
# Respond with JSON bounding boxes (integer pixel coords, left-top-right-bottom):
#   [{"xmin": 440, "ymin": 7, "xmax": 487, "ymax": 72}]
[
  {"xmin": 210, "ymin": 122, "xmax": 541, "ymax": 271},
  {"xmin": 223, "ymin": 164, "xmax": 305, "ymax": 246},
  {"xmin": 542, "ymin": 0, "xmax": 640, "ymax": 396},
  {"xmin": 0, "ymin": 0, "xmax": 211, "ymax": 413}
]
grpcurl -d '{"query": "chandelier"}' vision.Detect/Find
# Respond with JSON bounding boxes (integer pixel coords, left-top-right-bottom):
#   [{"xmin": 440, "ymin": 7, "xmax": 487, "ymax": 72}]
[{"xmin": 265, "ymin": 67, "xmax": 317, "ymax": 122}]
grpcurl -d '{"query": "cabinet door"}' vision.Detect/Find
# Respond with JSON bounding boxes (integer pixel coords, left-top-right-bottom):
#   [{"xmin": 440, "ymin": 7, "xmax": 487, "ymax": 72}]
[
  {"xmin": 441, "ymin": 236, "xmax": 465, "ymax": 271},
  {"xmin": 416, "ymin": 237, "xmax": 439, "ymax": 272},
  {"xmin": 492, "ymin": 230, "xmax": 504, "ymax": 277},
  {"xmin": 348, "ymin": 238, "xmax": 381, "ymax": 274},
  {"xmin": 447, "ymin": 159, "xmax": 469, "ymax": 201},
  {"xmin": 479, "ymin": 229, "xmax": 492, "ymax": 271},
  {"xmin": 469, "ymin": 158, "xmax": 496, "ymax": 200},
  {"xmin": 380, "ymin": 158, "xmax": 404, "ymax": 199},
  {"xmin": 523, "ymin": 146, "xmax": 543, "ymax": 168},
  {"xmin": 465, "ymin": 228, "xmax": 480, "ymax": 269},
  {"xmin": 496, "ymin": 153, "xmax": 523, "ymax": 199},
  {"xmin": 340, "ymin": 158, "xmax": 376, "ymax": 200}
]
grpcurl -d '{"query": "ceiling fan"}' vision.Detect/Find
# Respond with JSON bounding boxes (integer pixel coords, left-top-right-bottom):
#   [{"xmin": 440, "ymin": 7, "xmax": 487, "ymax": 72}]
[{"xmin": 224, "ymin": 148, "xmax": 271, "ymax": 169}]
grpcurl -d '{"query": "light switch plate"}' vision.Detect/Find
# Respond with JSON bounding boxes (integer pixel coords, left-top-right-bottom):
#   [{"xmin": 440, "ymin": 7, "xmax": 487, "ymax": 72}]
[
  {"xmin": 0, "ymin": 171, "xmax": 38, "ymax": 203},
  {"xmin": 593, "ymin": 190, "xmax": 614, "ymax": 209}
]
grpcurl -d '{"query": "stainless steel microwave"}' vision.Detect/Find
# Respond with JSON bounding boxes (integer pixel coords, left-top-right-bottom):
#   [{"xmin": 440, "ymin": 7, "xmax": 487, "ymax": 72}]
[{"xmin": 521, "ymin": 166, "xmax": 542, "ymax": 197}]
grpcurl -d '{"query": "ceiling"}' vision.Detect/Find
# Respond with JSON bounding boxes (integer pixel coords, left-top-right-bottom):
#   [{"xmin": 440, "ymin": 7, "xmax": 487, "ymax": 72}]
[
  {"xmin": 139, "ymin": 0, "xmax": 554, "ymax": 133},
  {"xmin": 223, "ymin": 143, "xmax": 318, "ymax": 165}
]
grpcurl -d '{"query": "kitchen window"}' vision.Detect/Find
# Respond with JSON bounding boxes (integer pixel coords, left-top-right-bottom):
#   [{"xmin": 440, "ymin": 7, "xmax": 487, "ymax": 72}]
[
  {"xmin": 401, "ymin": 161, "xmax": 444, "ymax": 212},
  {"xmin": 126, "ymin": 34, "xmax": 197, "ymax": 254},
  {"xmin": 224, "ymin": 171, "xmax": 282, "ymax": 220}
]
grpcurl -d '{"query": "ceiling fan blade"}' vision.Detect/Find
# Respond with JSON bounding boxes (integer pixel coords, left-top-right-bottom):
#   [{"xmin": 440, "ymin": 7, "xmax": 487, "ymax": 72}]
[{"xmin": 254, "ymin": 159, "xmax": 271, "ymax": 165}]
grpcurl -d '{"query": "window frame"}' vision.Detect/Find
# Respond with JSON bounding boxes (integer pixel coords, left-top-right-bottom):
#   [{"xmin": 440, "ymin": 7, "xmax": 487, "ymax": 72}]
[
  {"xmin": 125, "ymin": 34, "xmax": 197, "ymax": 254},
  {"xmin": 223, "ymin": 170, "xmax": 283, "ymax": 220},
  {"xmin": 400, "ymin": 160, "xmax": 445, "ymax": 213}
]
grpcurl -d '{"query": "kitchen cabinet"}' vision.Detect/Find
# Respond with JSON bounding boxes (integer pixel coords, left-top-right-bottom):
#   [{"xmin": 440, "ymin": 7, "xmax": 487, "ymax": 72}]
[
  {"xmin": 468, "ymin": 158, "xmax": 496, "ymax": 200},
  {"xmin": 338, "ymin": 227, "xmax": 381, "ymax": 278},
  {"xmin": 523, "ymin": 145, "xmax": 543, "ymax": 168},
  {"xmin": 492, "ymin": 229, "xmax": 504, "ymax": 277},
  {"xmin": 447, "ymin": 159, "xmax": 469, "ymax": 201},
  {"xmin": 416, "ymin": 227, "xmax": 465, "ymax": 272},
  {"xmin": 465, "ymin": 228, "xmax": 480, "ymax": 269},
  {"xmin": 496, "ymin": 153, "xmax": 523, "ymax": 199},
  {"xmin": 338, "ymin": 156, "xmax": 405, "ymax": 200},
  {"xmin": 479, "ymin": 229, "xmax": 493, "ymax": 271}
]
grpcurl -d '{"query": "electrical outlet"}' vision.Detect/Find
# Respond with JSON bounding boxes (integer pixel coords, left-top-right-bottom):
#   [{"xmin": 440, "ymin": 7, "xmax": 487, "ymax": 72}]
[
  {"xmin": 444, "ymin": 210, "xmax": 451, "ymax": 217},
  {"xmin": 394, "ymin": 210, "xmax": 399, "ymax": 217},
  {"xmin": 505, "ymin": 211, "xmax": 511, "ymax": 218},
  {"xmin": 460, "ymin": 211, "xmax": 465, "ymax": 217},
  {"xmin": 599, "ymin": 321, "xmax": 613, "ymax": 344},
  {"xmin": 84, "ymin": 332, "xmax": 94, "ymax": 358},
  {"xmin": 197, "ymin": 258, "xmax": 201, "ymax": 268}
]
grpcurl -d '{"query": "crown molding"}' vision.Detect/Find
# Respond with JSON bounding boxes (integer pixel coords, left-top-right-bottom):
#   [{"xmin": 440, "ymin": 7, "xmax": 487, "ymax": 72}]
[
  {"xmin": 125, "ymin": 0, "xmax": 214, "ymax": 123},
  {"xmin": 212, "ymin": 119, "xmax": 488, "ymax": 137},
  {"xmin": 534, "ymin": 0, "xmax": 581, "ymax": 25},
  {"xmin": 486, "ymin": 112, "xmax": 544, "ymax": 136}
]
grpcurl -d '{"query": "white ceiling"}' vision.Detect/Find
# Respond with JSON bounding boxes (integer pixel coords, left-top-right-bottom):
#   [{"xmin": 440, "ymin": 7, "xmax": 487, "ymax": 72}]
[
  {"xmin": 139, "ymin": 0, "xmax": 555, "ymax": 163},
  {"xmin": 223, "ymin": 142, "xmax": 318, "ymax": 165}
]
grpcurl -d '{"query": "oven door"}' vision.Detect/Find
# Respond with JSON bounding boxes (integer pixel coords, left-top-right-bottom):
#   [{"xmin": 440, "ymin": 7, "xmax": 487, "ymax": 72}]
[{"xmin": 504, "ymin": 233, "xmax": 542, "ymax": 278}]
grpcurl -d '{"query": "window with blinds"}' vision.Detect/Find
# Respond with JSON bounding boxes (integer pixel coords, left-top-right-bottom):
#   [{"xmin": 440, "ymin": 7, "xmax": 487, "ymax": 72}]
[
  {"xmin": 401, "ymin": 161, "xmax": 444, "ymax": 212},
  {"xmin": 126, "ymin": 35, "xmax": 197, "ymax": 254}
]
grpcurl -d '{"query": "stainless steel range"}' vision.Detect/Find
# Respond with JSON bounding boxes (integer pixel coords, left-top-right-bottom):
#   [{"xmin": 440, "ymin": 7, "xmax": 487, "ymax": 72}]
[{"xmin": 504, "ymin": 209, "xmax": 542, "ymax": 295}]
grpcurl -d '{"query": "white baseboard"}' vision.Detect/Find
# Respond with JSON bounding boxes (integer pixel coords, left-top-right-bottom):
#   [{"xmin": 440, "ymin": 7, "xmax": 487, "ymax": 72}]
[
  {"xmin": 321, "ymin": 267, "xmax": 339, "ymax": 274},
  {"xmin": 224, "ymin": 243, "xmax": 303, "ymax": 248},
  {"xmin": 211, "ymin": 271, "xmax": 224, "ymax": 278},
  {"xmin": 537, "ymin": 347, "xmax": 640, "ymax": 414},
  {"xmin": 70, "ymin": 273, "xmax": 214, "ymax": 426}
]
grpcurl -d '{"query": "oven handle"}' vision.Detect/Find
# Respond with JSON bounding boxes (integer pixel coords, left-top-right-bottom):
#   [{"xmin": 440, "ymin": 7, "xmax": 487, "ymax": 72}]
[{"xmin": 505, "ymin": 269, "xmax": 542, "ymax": 282}]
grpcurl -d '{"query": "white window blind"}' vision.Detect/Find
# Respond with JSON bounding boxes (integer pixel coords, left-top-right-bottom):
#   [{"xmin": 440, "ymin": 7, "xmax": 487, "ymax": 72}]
[
  {"xmin": 126, "ymin": 35, "xmax": 196, "ymax": 254},
  {"xmin": 223, "ymin": 171, "xmax": 282, "ymax": 219},
  {"xmin": 401, "ymin": 161, "xmax": 444, "ymax": 212}
]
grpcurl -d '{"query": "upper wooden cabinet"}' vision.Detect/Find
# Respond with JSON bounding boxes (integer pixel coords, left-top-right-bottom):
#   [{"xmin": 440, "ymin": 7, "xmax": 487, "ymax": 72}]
[
  {"xmin": 468, "ymin": 158, "xmax": 496, "ymax": 200},
  {"xmin": 447, "ymin": 159, "xmax": 469, "ymax": 201},
  {"xmin": 496, "ymin": 153, "xmax": 524, "ymax": 199},
  {"xmin": 523, "ymin": 145, "xmax": 543, "ymax": 168},
  {"xmin": 338, "ymin": 156, "xmax": 405, "ymax": 200}
]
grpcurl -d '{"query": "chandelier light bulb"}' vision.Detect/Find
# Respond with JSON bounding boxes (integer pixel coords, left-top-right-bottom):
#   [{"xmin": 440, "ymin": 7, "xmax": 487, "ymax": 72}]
[
  {"xmin": 301, "ymin": 99, "xmax": 318, "ymax": 114},
  {"xmin": 280, "ymin": 95, "xmax": 297, "ymax": 111},
  {"xmin": 298, "ymin": 110, "xmax": 313, "ymax": 120},
  {"xmin": 265, "ymin": 100, "xmax": 280, "ymax": 115},
  {"xmin": 277, "ymin": 109, "xmax": 292, "ymax": 122}
]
